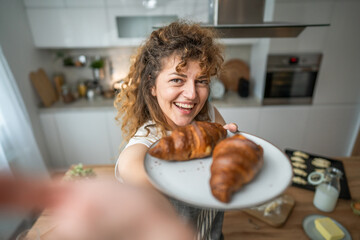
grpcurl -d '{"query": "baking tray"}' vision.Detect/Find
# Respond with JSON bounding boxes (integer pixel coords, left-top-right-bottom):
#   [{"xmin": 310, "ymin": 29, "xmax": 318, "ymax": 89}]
[{"xmin": 285, "ymin": 149, "xmax": 351, "ymax": 199}]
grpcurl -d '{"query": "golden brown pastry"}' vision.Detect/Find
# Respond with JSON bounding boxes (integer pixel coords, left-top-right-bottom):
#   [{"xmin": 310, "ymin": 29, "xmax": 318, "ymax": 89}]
[
  {"xmin": 148, "ymin": 121, "xmax": 227, "ymax": 161},
  {"xmin": 210, "ymin": 134, "xmax": 264, "ymax": 203}
]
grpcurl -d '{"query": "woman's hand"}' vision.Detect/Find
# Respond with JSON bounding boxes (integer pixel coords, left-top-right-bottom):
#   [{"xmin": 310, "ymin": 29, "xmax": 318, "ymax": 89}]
[
  {"xmin": 0, "ymin": 175, "xmax": 193, "ymax": 240},
  {"xmin": 223, "ymin": 123, "xmax": 238, "ymax": 133},
  {"xmin": 214, "ymin": 107, "xmax": 238, "ymax": 133},
  {"xmin": 53, "ymin": 180, "xmax": 194, "ymax": 240}
]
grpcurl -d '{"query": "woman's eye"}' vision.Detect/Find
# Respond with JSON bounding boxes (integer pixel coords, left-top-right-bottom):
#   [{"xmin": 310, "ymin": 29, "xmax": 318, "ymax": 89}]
[
  {"xmin": 196, "ymin": 80, "xmax": 209, "ymax": 85},
  {"xmin": 170, "ymin": 78, "xmax": 183, "ymax": 84}
]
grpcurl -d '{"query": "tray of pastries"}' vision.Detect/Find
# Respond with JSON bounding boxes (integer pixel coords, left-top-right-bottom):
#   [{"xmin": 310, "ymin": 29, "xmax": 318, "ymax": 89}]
[{"xmin": 285, "ymin": 149, "xmax": 351, "ymax": 199}]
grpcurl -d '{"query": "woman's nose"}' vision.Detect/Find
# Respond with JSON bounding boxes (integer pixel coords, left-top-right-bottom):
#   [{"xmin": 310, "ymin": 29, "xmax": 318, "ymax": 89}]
[{"xmin": 182, "ymin": 81, "xmax": 196, "ymax": 100}]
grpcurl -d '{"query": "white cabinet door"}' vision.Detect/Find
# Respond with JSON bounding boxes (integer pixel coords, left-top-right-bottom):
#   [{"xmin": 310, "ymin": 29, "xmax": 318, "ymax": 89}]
[
  {"xmin": 64, "ymin": 0, "xmax": 105, "ymax": 7},
  {"xmin": 26, "ymin": 8, "xmax": 109, "ymax": 47},
  {"xmin": 106, "ymin": 110, "xmax": 124, "ymax": 163},
  {"xmin": 183, "ymin": 0, "xmax": 209, "ymax": 23},
  {"xmin": 55, "ymin": 110, "xmax": 113, "ymax": 166},
  {"xmin": 257, "ymin": 106, "xmax": 310, "ymax": 151},
  {"xmin": 40, "ymin": 112, "xmax": 67, "ymax": 169},
  {"xmin": 302, "ymin": 105, "xmax": 359, "ymax": 157},
  {"xmin": 106, "ymin": 0, "xmax": 184, "ymax": 46},
  {"xmin": 218, "ymin": 107, "xmax": 261, "ymax": 135},
  {"xmin": 24, "ymin": 0, "xmax": 65, "ymax": 8}
]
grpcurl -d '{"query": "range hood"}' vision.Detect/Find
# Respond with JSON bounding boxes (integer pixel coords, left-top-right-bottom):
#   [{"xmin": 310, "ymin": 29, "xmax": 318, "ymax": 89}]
[{"xmin": 203, "ymin": 0, "xmax": 330, "ymax": 38}]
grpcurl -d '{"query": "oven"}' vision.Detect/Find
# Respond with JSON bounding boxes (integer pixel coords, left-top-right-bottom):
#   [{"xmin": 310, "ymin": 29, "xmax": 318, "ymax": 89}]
[{"xmin": 263, "ymin": 53, "xmax": 322, "ymax": 105}]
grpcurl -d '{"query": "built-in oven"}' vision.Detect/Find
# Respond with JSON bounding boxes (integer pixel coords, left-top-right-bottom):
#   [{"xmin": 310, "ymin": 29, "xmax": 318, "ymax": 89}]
[{"xmin": 263, "ymin": 53, "xmax": 322, "ymax": 105}]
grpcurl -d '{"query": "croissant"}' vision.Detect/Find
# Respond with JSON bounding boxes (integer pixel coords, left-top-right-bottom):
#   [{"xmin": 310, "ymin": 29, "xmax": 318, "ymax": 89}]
[
  {"xmin": 210, "ymin": 134, "xmax": 264, "ymax": 203},
  {"xmin": 148, "ymin": 121, "xmax": 227, "ymax": 161}
]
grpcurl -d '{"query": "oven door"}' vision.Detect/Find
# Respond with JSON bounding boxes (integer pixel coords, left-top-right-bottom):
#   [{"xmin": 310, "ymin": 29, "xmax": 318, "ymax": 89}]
[{"xmin": 263, "ymin": 68, "xmax": 318, "ymax": 105}]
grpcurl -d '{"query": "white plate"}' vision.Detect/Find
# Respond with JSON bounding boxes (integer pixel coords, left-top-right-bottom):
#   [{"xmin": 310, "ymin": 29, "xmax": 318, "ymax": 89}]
[
  {"xmin": 144, "ymin": 132, "xmax": 293, "ymax": 210},
  {"xmin": 303, "ymin": 214, "xmax": 351, "ymax": 240}
]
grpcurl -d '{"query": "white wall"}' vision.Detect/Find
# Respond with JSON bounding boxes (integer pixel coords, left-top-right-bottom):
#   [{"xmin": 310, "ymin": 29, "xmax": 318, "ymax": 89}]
[{"xmin": 0, "ymin": 0, "xmax": 53, "ymax": 169}]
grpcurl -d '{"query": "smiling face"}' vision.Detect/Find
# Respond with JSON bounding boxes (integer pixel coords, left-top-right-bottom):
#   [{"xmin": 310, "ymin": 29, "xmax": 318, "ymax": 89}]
[{"xmin": 151, "ymin": 55, "xmax": 210, "ymax": 129}]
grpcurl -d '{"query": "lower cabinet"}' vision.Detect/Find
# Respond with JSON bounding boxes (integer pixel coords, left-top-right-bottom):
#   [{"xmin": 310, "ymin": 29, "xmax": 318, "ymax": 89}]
[
  {"xmin": 40, "ymin": 109, "xmax": 122, "ymax": 169},
  {"xmin": 218, "ymin": 107, "xmax": 261, "ymax": 135},
  {"xmin": 301, "ymin": 105, "xmax": 359, "ymax": 157},
  {"xmin": 219, "ymin": 104, "xmax": 359, "ymax": 157},
  {"xmin": 40, "ymin": 104, "xmax": 359, "ymax": 169},
  {"xmin": 257, "ymin": 106, "xmax": 310, "ymax": 152}
]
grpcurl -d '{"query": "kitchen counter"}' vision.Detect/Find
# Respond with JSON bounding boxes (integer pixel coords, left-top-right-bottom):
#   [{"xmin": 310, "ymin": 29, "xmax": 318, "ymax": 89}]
[
  {"xmin": 211, "ymin": 91, "xmax": 262, "ymax": 108},
  {"xmin": 26, "ymin": 157, "xmax": 360, "ymax": 239},
  {"xmin": 39, "ymin": 97, "xmax": 116, "ymax": 113},
  {"xmin": 39, "ymin": 91, "xmax": 262, "ymax": 113},
  {"xmin": 223, "ymin": 156, "xmax": 360, "ymax": 240}
]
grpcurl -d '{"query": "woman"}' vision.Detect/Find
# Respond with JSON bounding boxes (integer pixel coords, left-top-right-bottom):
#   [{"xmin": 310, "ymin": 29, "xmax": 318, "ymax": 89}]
[{"xmin": 115, "ymin": 21, "xmax": 237, "ymax": 240}]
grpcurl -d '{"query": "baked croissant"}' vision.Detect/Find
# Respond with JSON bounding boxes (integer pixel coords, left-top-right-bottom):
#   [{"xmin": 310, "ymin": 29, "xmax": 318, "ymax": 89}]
[
  {"xmin": 148, "ymin": 121, "xmax": 227, "ymax": 161},
  {"xmin": 210, "ymin": 134, "xmax": 264, "ymax": 203}
]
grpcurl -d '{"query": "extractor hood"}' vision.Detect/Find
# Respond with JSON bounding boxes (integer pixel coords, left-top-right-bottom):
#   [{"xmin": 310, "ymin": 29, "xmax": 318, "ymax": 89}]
[{"xmin": 203, "ymin": 0, "xmax": 330, "ymax": 38}]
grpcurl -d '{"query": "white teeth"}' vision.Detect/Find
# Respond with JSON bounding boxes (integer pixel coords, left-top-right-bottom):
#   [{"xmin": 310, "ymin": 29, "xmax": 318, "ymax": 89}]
[{"xmin": 175, "ymin": 103, "xmax": 194, "ymax": 109}]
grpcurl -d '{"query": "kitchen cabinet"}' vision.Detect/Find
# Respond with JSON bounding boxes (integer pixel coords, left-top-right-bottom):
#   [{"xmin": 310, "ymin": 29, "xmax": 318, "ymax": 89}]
[
  {"xmin": 257, "ymin": 106, "xmax": 310, "ymax": 151},
  {"xmin": 106, "ymin": 111, "xmax": 124, "ymax": 162},
  {"xmin": 218, "ymin": 107, "xmax": 261, "ymax": 135},
  {"xmin": 23, "ymin": 0, "xmax": 65, "ymax": 8},
  {"xmin": 106, "ymin": 0, "xmax": 208, "ymax": 46},
  {"xmin": 64, "ymin": 0, "xmax": 105, "ymax": 8},
  {"xmin": 269, "ymin": 0, "xmax": 360, "ymax": 105},
  {"xmin": 26, "ymin": 8, "xmax": 109, "ymax": 48},
  {"xmin": 24, "ymin": 0, "xmax": 105, "ymax": 8},
  {"xmin": 40, "ymin": 109, "xmax": 121, "ymax": 169},
  {"xmin": 219, "ymin": 104, "xmax": 359, "ymax": 157},
  {"xmin": 40, "ymin": 112, "xmax": 65, "ymax": 169},
  {"xmin": 39, "ymin": 102, "xmax": 358, "ymax": 169},
  {"xmin": 302, "ymin": 105, "xmax": 359, "ymax": 157},
  {"xmin": 24, "ymin": 0, "xmax": 211, "ymax": 47}
]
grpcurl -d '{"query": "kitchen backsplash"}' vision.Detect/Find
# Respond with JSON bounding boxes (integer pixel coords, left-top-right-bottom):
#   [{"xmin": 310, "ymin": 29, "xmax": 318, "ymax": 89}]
[{"xmin": 48, "ymin": 45, "xmax": 251, "ymax": 91}]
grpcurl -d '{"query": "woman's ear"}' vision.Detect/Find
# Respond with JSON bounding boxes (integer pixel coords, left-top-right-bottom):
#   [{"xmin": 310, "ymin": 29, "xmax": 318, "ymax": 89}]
[{"xmin": 151, "ymin": 86, "xmax": 156, "ymax": 97}]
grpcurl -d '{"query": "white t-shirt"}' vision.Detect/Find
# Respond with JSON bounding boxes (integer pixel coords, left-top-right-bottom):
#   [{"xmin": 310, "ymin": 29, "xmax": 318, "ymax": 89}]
[{"xmin": 115, "ymin": 103, "xmax": 216, "ymax": 181}]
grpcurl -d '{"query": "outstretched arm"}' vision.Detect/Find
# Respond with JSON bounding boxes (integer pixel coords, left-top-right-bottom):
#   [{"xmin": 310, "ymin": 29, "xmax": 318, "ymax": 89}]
[
  {"xmin": 0, "ymin": 175, "xmax": 193, "ymax": 240},
  {"xmin": 117, "ymin": 143, "xmax": 154, "ymax": 188}
]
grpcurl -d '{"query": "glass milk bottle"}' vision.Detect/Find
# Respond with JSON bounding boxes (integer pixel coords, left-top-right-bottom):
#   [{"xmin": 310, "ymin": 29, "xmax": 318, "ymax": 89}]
[{"xmin": 308, "ymin": 167, "xmax": 343, "ymax": 212}]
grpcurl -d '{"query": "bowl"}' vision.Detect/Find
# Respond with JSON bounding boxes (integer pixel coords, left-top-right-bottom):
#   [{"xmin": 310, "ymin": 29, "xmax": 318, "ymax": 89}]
[{"xmin": 350, "ymin": 200, "xmax": 360, "ymax": 215}]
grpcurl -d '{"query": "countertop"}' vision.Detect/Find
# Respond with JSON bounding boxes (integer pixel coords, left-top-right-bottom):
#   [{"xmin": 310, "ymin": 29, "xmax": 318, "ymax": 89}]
[{"xmin": 39, "ymin": 91, "xmax": 262, "ymax": 113}]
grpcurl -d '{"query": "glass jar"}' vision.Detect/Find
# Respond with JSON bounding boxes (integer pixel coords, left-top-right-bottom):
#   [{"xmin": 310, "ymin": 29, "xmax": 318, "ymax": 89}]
[
  {"xmin": 308, "ymin": 167, "xmax": 343, "ymax": 212},
  {"xmin": 77, "ymin": 81, "xmax": 87, "ymax": 98}
]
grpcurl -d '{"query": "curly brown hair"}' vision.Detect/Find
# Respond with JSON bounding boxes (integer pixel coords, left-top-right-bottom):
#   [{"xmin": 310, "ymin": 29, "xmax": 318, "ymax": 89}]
[{"xmin": 114, "ymin": 21, "xmax": 224, "ymax": 142}]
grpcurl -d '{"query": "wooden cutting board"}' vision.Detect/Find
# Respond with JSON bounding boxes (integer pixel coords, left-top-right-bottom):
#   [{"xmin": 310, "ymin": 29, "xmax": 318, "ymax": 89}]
[
  {"xmin": 30, "ymin": 68, "xmax": 58, "ymax": 107},
  {"xmin": 219, "ymin": 59, "xmax": 250, "ymax": 91},
  {"xmin": 243, "ymin": 194, "xmax": 295, "ymax": 227}
]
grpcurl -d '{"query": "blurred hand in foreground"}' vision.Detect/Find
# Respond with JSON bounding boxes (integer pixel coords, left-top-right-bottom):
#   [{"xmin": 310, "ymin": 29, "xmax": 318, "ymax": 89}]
[{"xmin": 0, "ymin": 175, "xmax": 193, "ymax": 240}]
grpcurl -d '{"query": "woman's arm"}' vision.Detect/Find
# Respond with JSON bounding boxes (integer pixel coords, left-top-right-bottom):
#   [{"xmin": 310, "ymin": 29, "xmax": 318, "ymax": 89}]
[
  {"xmin": 214, "ymin": 106, "xmax": 238, "ymax": 132},
  {"xmin": 117, "ymin": 144, "xmax": 154, "ymax": 188}
]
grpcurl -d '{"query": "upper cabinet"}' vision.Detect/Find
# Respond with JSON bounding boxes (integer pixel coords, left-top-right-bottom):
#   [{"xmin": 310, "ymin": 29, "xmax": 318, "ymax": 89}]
[
  {"xmin": 27, "ymin": 8, "xmax": 109, "ymax": 47},
  {"xmin": 106, "ymin": 0, "xmax": 208, "ymax": 46},
  {"xmin": 24, "ymin": 0, "xmax": 209, "ymax": 47},
  {"xmin": 24, "ymin": 0, "xmax": 106, "ymax": 8}
]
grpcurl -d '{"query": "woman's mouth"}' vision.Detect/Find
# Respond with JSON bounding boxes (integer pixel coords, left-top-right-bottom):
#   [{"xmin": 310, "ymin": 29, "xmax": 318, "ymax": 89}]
[{"xmin": 174, "ymin": 102, "xmax": 195, "ymax": 112}]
